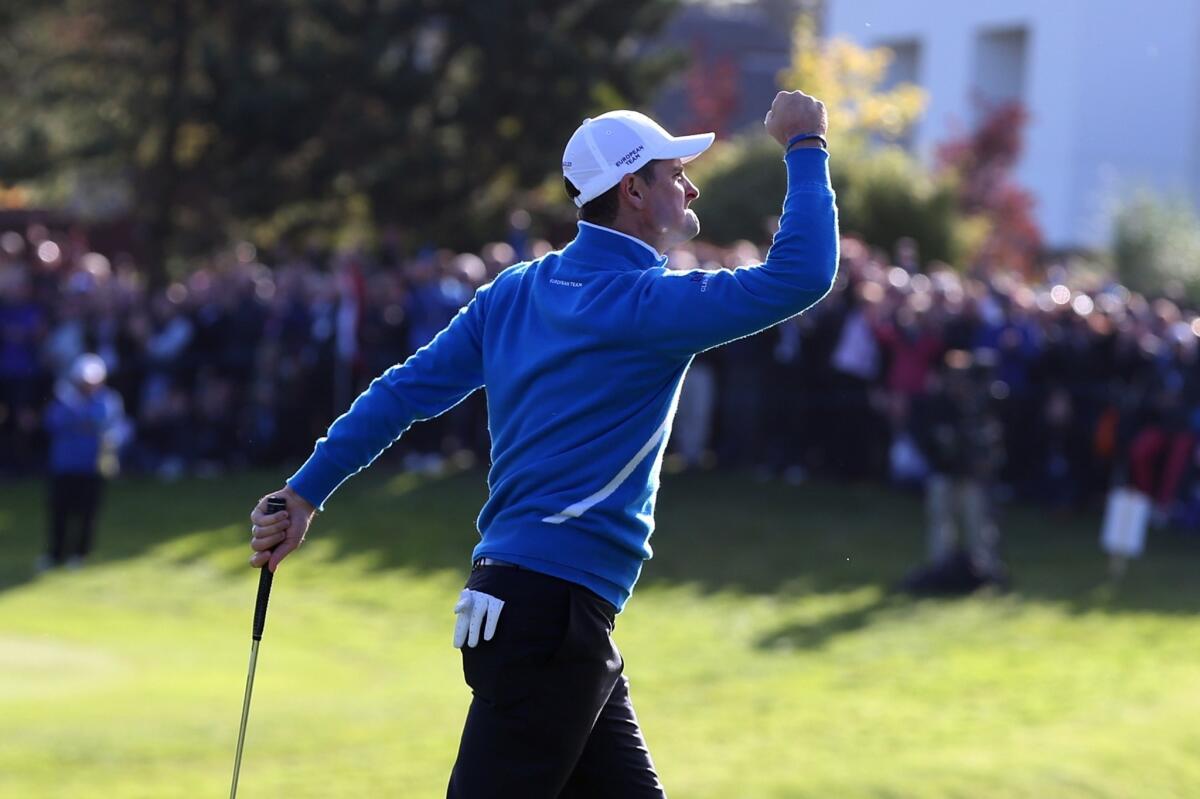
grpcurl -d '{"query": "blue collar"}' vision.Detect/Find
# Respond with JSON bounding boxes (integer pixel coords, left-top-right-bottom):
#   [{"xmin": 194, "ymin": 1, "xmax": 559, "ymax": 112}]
[{"xmin": 562, "ymin": 222, "xmax": 667, "ymax": 271}]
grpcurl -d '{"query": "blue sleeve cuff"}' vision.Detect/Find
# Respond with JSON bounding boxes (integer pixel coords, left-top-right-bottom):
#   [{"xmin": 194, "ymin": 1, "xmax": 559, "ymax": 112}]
[
  {"xmin": 783, "ymin": 146, "xmax": 831, "ymax": 187},
  {"xmin": 287, "ymin": 448, "xmax": 347, "ymax": 512}
]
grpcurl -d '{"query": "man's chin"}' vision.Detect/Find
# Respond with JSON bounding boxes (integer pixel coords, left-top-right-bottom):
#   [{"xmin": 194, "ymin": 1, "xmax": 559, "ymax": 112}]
[
  {"xmin": 680, "ymin": 211, "xmax": 701, "ymax": 242},
  {"xmin": 661, "ymin": 211, "xmax": 701, "ymax": 250}
]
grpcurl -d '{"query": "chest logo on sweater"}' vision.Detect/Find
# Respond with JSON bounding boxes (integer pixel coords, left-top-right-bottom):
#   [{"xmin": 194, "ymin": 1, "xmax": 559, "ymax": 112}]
[
  {"xmin": 689, "ymin": 272, "xmax": 712, "ymax": 292},
  {"xmin": 550, "ymin": 278, "xmax": 583, "ymax": 288}
]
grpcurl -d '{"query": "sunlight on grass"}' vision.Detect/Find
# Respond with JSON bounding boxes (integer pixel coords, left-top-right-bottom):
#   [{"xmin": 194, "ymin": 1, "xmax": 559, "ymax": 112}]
[
  {"xmin": 1, "ymin": 470, "xmax": 1198, "ymax": 798},
  {"xmin": 0, "ymin": 636, "xmax": 125, "ymax": 702}
]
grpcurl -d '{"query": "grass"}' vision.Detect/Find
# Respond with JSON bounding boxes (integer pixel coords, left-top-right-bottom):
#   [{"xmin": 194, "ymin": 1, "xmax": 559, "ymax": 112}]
[{"xmin": 1, "ymin": 466, "xmax": 1198, "ymax": 798}]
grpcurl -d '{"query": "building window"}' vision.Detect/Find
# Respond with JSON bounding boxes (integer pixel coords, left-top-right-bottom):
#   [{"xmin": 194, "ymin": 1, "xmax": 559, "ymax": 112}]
[
  {"xmin": 883, "ymin": 39, "xmax": 921, "ymax": 88},
  {"xmin": 973, "ymin": 26, "xmax": 1028, "ymax": 116},
  {"xmin": 878, "ymin": 38, "xmax": 922, "ymax": 150}
]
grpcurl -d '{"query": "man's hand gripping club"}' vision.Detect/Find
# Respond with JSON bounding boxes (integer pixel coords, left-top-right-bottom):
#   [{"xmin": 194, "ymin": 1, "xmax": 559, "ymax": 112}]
[
  {"xmin": 248, "ymin": 485, "xmax": 316, "ymax": 572},
  {"xmin": 249, "ymin": 484, "xmax": 504, "ymax": 648}
]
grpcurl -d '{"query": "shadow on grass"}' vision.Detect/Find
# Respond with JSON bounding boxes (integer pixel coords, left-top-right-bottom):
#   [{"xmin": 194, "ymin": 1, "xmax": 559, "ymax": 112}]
[
  {"xmin": 756, "ymin": 592, "xmax": 906, "ymax": 651},
  {"xmin": 1, "ymin": 465, "xmax": 1197, "ymax": 629}
]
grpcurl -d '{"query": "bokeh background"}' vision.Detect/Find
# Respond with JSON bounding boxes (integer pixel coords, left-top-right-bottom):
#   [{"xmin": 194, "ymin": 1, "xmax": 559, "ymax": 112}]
[{"xmin": 2, "ymin": 1, "xmax": 1199, "ymax": 797}]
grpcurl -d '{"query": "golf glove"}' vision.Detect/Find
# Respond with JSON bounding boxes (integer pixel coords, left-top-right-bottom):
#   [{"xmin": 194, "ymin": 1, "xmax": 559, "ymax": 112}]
[{"xmin": 453, "ymin": 589, "xmax": 504, "ymax": 648}]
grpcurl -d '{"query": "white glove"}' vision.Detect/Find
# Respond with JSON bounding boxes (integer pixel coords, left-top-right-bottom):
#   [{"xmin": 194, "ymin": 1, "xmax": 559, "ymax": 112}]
[{"xmin": 453, "ymin": 589, "xmax": 505, "ymax": 649}]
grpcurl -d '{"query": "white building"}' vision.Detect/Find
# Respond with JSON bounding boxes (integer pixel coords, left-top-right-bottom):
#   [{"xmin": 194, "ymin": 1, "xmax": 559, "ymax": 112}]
[{"xmin": 826, "ymin": 0, "xmax": 1200, "ymax": 250}]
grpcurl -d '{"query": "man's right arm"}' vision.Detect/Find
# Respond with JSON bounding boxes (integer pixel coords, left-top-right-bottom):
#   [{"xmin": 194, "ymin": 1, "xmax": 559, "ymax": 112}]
[
  {"xmin": 287, "ymin": 284, "xmax": 490, "ymax": 511},
  {"xmin": 250, "ymin": 284, "xmax": 491, "ymax": 571}
]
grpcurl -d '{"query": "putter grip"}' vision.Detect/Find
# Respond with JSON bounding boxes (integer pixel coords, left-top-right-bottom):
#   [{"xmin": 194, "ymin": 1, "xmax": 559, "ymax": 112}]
[{"xmin": 253, "ymin": 496, "xmax": 286, "ymax": 640}]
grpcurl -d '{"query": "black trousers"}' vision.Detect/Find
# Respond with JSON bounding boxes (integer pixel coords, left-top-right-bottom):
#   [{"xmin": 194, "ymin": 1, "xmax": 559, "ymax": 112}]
[
  {"xmin": 47, "ymin": 473, "xmax": 104, "ymax": 564},
  {"xmin": 447, "ymin": 565, "xmax": 665, "ymax": 798}
]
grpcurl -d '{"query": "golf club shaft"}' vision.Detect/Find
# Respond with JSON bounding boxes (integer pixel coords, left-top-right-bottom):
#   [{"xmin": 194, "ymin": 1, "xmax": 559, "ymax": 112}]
[
  {"xmin": 230, "ymin": 496, "xmax": 284, "ymax": 799},
  {"xmin": 230, "ymin": 639, "xmax": 262, "ymax": 799}
]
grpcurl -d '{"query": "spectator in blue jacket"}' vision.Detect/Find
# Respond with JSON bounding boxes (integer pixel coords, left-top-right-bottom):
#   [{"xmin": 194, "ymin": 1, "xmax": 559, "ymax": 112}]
[{"xmin": 41, "ymin": 353, "xmax": 129, "ymax": 570}]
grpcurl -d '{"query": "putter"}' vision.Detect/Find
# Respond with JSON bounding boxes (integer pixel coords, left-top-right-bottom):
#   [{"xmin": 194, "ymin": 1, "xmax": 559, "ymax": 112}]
[{"xmin": 229, "ymin": 495, "xmax": 285, "ymax": 799}]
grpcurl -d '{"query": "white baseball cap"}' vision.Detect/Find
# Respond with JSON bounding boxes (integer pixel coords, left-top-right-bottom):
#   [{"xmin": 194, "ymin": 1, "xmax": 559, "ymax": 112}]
[{"xmin": 562, "ymin": 111, "xmax": 715, "ymax": 207}]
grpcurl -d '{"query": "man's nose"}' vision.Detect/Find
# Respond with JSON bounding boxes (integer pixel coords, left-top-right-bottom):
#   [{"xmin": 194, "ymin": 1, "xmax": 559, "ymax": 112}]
[{"xmin": 684, "ymin": 177, "xmax": 699, "ymax": 202}]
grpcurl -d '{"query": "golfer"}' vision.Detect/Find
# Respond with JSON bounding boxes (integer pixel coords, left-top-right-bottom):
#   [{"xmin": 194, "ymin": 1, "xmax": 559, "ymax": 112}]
[{"xmin": 249, "ymin": 90, "xmax": 838, "ymax": 797}]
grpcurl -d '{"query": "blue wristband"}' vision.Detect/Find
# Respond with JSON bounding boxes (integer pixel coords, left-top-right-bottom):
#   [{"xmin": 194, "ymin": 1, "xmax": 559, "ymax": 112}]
[{"xmin": 787, "ymin": 132, "xmax": 828, "ymax": 151}]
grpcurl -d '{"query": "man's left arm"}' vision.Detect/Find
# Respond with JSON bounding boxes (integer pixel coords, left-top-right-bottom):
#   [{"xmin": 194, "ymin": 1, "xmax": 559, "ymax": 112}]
[{"xmin": 631, "ymin": 148, "xmax": 839, "ymax": 357}]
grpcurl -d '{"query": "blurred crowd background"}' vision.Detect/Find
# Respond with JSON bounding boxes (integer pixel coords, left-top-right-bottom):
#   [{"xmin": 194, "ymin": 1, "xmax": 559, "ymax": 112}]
[
  {"xmin": 7, "ymin": 220, "xmax": 1200, "ymax": 534},
  {"xmin": 3, "ymin": 0, "xmax": 1200, "ymax": 562}
]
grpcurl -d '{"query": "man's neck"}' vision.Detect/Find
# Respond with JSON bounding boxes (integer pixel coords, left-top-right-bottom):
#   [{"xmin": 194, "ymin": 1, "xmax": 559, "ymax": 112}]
[
  {"xmin": 608, "ymin": 213, "xmax": 670, "ymax": 255},
  {"xmin": 579, "ymin": 221, "xmax": 663, "ymax": 258}
]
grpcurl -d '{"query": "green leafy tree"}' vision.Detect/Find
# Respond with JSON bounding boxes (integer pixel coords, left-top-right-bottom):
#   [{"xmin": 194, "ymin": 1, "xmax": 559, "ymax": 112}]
[
  {"xmin": 1113, "ymin": 193, "xmax": 1200, "ymax": 301},
  {"xmin": 689, "ymin": 133, "xmax": 977, "ymax": 265},
  {"xmin": 778, "ymin": 13, "xmax": 926, "ymax": 146},
  {"xmin": 686, "ymin": 134, "xmax": 784, "ymax": 245},
  {"xmin": 0, "ymin": 0, "xmax": 679, "ymax": 285},
  {"xmin": 689, "ymin": 12, "xmax": 971, "ymax": 260},
  {"xmin": 834, "ymin": 147, "xmax": 981, "ymax": 266}
]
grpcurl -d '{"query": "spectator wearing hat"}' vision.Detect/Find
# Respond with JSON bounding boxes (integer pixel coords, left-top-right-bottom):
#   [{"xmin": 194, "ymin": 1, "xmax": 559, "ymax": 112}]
[
  {"xmin": 41, "ymin": 353, "xmax": 129, "ymax": 570},
  {"xmin": 902, "ymin": 349, "xmax": 1009, "ymax": 594}
]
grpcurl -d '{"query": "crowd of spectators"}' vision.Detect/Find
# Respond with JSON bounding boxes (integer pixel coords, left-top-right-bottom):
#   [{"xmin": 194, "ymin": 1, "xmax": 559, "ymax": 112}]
[{"xmin": 4, "ymin": 222, "xmax": 1200, "ymax": 529}]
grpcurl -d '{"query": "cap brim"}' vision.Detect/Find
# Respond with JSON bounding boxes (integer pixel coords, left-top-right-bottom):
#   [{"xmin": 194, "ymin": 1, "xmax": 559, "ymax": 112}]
[{"xmin": 657, "ymin": 132, "xmax": 715, "ymax": 163}]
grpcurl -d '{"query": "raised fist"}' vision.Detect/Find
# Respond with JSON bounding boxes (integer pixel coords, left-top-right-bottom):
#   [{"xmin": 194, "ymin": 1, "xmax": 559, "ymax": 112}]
[{"xmin": 764, "ymin": 90, "xmax": 827, "ymax": 148}]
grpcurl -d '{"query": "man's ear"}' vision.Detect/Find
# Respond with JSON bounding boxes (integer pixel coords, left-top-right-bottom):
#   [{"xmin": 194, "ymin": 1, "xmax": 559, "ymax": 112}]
[{"xmin": 618, "ymin": 173, "xmax": 645, "ymax": 209}]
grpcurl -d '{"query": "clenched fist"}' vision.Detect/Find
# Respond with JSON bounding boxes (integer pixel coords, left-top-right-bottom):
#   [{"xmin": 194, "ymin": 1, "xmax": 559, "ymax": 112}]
[{"xmin": 764, "ymin": 90, "xmax": 827, "ymax": 149}]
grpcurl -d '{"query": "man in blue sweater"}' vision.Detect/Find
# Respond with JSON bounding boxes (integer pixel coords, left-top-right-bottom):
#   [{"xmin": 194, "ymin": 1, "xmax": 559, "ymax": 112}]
[{"xmin": 249, "ymin": 90, "xmax": 838, "ymax": 797}]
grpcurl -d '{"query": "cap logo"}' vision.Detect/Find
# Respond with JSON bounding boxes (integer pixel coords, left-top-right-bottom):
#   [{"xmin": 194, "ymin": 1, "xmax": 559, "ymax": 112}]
[{"xmin": 614, "ymin": 144, "xmax": 645, "ymax": 168}]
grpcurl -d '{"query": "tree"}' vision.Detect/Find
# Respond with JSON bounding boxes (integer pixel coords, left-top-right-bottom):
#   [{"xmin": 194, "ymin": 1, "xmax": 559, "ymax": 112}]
[
  {"xmin": 1113, "ymin": 193, "xmax": 1200, "ymax": 302},
  {"xmin": 688, "ymin": 13, "xmax": 973, "ymax": 260},
  {"xmin": 683, "ymin": 48, "xmax": 739, "ymax": 140},
  {"xmin": 685, "ymin": 134, "xmax": 784, "ymax": 245},
  {"xmin": 936, "ymin": 101, "xmax": 1041, "ymax": 274},
  {"xmin": 777, "ymin": 13, "xmax": 926, "ymax": 146},
  {"xmin": 834, "ymin": 147, "xmax": 979, "ymax": 266},
  {"xmin": 688, "ymin": 132, "xmax": 977, "ymax": 265},
  {"xmin": 0, "ymin": 0, "xmax": 679, "ymax": 285}
]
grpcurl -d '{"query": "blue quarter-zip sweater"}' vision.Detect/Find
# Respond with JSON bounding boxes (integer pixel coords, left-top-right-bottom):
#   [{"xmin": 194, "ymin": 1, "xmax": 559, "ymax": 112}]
[{"xmin": 289, "ymin": 147, "xmax": 839, "ymax": 610}]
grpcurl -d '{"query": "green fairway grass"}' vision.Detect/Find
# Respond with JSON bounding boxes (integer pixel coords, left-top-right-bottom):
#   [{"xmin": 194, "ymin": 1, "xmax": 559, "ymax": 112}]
[{"xmin": 2, "ymin": 468, "xmax": 1198, "ymax": 798}]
